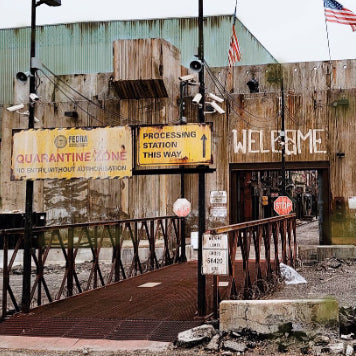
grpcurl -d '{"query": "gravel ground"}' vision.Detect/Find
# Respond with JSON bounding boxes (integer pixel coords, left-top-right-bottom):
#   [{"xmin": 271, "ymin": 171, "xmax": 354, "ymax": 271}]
[{"xmin": 269, "ymin": 219, "xmax": 356, "ymax": 308}]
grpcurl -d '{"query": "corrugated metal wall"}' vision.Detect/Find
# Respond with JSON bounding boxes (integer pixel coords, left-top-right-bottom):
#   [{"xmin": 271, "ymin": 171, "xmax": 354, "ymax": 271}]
[{"xmin": 0, "ymin": 15, "xmax": 276, "ymax": 104}]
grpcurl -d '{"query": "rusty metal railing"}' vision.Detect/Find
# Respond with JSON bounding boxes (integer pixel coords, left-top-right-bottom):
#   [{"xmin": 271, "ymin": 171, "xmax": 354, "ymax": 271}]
[
  {"xmin": 1, "ymin": 215, "xmax": 184, "ymax": 319},
  {"xmin": 208, "ymin": 214, "xmax": 296, "ymax": 303}
]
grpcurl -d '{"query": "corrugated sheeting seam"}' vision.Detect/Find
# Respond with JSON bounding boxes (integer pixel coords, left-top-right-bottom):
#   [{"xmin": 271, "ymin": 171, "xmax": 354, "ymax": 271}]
[{"xmin": 0, "ymin": 16, "xmax": 276, "ymax": 104}]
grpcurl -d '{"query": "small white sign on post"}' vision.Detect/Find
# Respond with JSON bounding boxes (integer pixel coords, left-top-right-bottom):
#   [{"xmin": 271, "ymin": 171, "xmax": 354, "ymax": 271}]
[
  {"xmin": 348, "ymin": 197, "xmax": 356, "ymax": 210},
  {"xmin": 210, "ymin": 191, "xmax": 227, "ymax": 204},
  {"xmin": 210, "ymin": 206, "xmax": 227, "ymax": 218},
  {"xmin": 202, "ymin": 233, "xmax": 229, "ymax": 275}
]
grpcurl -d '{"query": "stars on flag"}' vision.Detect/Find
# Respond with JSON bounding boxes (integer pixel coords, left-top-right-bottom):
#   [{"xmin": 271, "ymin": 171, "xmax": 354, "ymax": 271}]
[{"xmin": 324, "ymin": 0, "xmax": 356, "ymax": 31}]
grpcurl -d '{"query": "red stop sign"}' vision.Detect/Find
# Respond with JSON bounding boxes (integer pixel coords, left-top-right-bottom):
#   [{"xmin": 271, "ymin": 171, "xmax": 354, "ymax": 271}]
[{"xmin": 274, "ymin": 196, "xmax": 293, "ymax": 215}]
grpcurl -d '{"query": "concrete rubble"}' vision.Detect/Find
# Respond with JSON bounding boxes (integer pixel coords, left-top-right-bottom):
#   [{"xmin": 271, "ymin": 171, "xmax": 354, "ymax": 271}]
[
  {"xmin": 173, "ymin": 322, "xmax": 356, "ymax": 356},
  {"xmin": 176, "ymin": 324, "xmax": 216, "ymax": 347}
]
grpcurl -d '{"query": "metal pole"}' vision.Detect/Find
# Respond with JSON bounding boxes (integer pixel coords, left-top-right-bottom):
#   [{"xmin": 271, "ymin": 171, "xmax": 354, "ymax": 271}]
[
  {"xmin": 280, "ymin": 77, "xmax": 286, "ymax": 196},
  {"xmin": 197, "ymin": 0, "xmax": 206, "ymax": 316},
  {"xmin": 179, "ymin": 81, "xmax": 187, "ymax": 262},
  {"xmin": 22, "ymin": 0, "xmax": 37, "ymax": 313}
]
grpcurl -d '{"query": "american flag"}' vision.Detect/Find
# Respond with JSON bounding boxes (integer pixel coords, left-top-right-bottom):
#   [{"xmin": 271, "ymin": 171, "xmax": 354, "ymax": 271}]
[
  {"xmin": 228, "ymin": 24, "xmax": 241, "ymax": 67},
  {"xmin": 324, "ymin": 0, "xmax": 356, "ymax": 31}
]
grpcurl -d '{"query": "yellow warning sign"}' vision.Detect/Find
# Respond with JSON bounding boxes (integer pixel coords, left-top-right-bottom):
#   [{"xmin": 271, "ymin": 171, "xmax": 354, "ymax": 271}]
[
  {"xmin": 137, "ymin": 124, "xmax": 212, "ymax": 166},
  {"xmin": 11, "ymin": 126, "xmax": 132, "ymax": 180}
]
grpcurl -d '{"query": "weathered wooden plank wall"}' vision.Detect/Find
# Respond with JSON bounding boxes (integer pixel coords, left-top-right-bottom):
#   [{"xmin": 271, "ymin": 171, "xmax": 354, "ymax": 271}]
[
  {"xmin": 202, "ymin": 61, "xmax": 356, "ymax": 241},
  {"xmin": 1, "ymin": 39, "xmax": 181, "ymax": 225},
  {"xmin": 1, "ymin": 38, "xmax": 355, "ymax": 242}
]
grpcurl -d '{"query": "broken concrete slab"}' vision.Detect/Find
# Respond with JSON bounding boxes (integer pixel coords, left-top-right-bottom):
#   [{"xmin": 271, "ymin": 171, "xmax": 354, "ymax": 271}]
[
  {"xmin": 220, "ymin": 298, "xmax": 339, "ymax": 336},
  {"xmin": 345, "ymin": 344, "xmax": 354, "ymax": 356},
  {"xmin": 205, "ymin": 334, "xmax": 220, "ymax": 351},
  {"xmin": 328, "ymin": 342, "xmax": 345, "ymax": 354},
  {"xmin": 222, "ymin": 340, "xmax": 247, "ymax": 352},
  {"xmin": 176, "ymin": 324, "xmax": 217, "ymax": 348}
]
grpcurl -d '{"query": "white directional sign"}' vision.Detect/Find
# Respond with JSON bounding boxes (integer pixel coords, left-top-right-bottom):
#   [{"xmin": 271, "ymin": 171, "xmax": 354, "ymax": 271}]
[{"xmin": 202, "ymin": 233, "xmax": 229, "ymax": 275}]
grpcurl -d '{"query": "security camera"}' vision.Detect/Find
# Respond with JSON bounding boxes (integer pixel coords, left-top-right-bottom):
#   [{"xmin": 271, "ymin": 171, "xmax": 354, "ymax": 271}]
[
  {"xmin": 208, "ymin": 93, "xmax": 224, "ymax": 103},
  {"xmin": 192, "ymin": 93, "xmax": 202, "ymax": 104},
  {"xmin": 204, "ymin": 103, "xmax": 216, "ymax": 114},
  {"xmin": 209, "ymin": 101, "xmax": 225, "ymax": 114},
  {"xmin": 6, "ymin": 104, "xmax": 25, "ymax": 112},
  {"xmin": 179, "ymin": 74, "xmax": 196, "ymax": 82},
  {"xmin": 29, "ymin": 93, "xmax": 40, "ymax": 102}
]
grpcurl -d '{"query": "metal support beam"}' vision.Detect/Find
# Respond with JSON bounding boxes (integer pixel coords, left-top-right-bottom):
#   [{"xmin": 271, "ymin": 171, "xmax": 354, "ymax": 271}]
[
  {"xmin": 22, "ymin": 0, "xmax": 37, "ymax": 314},
  {"xmin": 197, "ymin": 0, "xmax": 206, "ymax": 317}
]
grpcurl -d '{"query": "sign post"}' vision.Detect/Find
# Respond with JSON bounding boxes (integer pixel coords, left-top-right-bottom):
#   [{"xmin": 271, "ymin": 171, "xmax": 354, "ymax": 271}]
[
  {"xmin": 274, "ymin": 196, "xmax": 293, "ymax": 215},
  {"xmin": 202, "ymin": 232, "xmax": 228, "ymax": 318}
]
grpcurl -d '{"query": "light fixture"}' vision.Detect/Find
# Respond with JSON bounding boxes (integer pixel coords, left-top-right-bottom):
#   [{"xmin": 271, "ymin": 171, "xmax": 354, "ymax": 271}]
[
  {"xmin": 331, "ymin": 99, "xmax": 349, "ymax": 108},
  {"xmin": 64, "ymin": 111, "xmax": 79, "ymax": 119},
  {"xmin": 247, "ymin": 78, "xmax": 259, "ymax": 93},
  {"xmin": 36, "ymin": 0, "xmax": 61, "ymax": 6}
]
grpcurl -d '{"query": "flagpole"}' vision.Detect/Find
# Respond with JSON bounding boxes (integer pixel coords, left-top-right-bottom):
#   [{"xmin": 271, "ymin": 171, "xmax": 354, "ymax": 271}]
[
  {"xmin": 323, "ymin": 6, "xmax": 332, "ymax": 61},
  {"xmin": 225, "ymin": 0, "xmax": 238, "ymax": 90},
  {"xmin": 233, "ymin": 0, "xmax": 237, "ymax": 26}
]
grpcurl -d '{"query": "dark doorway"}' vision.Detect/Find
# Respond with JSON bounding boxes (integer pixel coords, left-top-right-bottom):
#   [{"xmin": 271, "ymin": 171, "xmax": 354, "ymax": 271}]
[{"xmin": 230, "ymin": 162, "xmax": 331, "ymax": 245}]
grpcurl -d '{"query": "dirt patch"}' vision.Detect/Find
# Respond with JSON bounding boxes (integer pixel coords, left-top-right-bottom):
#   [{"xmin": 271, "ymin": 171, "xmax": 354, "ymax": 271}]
[
  {"xmin": 268, "ymin": 257, "xmax": 356, "ymax": 308},
  {"xmin": 267, "ymin": 219, "xmax": 356, "ymax": 308}
]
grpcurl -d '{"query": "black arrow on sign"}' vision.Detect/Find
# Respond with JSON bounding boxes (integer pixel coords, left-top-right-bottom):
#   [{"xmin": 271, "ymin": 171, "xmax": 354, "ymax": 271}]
[{"xmin": 201, "ymin": 134, "xmax": 207, "ymax": 158}]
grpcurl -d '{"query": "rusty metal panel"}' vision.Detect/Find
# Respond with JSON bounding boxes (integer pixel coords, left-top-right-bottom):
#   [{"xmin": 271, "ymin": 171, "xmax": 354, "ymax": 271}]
[
  {"xmin": 12, "ymin": 127, "xmax": 132, "ymax": 180},
  {"xmin": 0, "ymin": 15, "xmax": 277, "ymax": 105}
]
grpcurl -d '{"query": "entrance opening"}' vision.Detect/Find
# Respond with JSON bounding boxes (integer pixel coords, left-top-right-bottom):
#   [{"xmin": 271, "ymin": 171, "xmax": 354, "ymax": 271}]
[{"xmin": 230, "ymin": 162, "xmax": 330, "ymax": 245}]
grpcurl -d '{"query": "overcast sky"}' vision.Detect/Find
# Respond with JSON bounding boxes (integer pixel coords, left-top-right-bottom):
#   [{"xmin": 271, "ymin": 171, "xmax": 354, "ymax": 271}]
[{"xmin": 1, "ymin": 0, "xmax": 356, "ymax": 63}]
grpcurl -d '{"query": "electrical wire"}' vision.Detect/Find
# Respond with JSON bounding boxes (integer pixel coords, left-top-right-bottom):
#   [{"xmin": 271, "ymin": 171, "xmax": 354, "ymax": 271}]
[
  {"xmin": 40, "ymin": 64, "xmax": 141, "ymax": 124},
  {"xmin": 204, "ymin": 60, "xmax": 309, "ymax": 129},
  {"xmin": 204, "ymin": 61, "xmax": 280, "ymax": 125},
  {"xmin": 40, "ymin": 64, "xmax": 183, "ymax": 126},
  {"xmin": 204, "ymin": 63, "xmax": 278, "ymax": 129},
  {"xmin": 39, "ymin": 62, "xmax": 306, "ymax": 130},
  {"xmin": 39, "ymin": 70, "xmax": 106, "ymax": 125}
]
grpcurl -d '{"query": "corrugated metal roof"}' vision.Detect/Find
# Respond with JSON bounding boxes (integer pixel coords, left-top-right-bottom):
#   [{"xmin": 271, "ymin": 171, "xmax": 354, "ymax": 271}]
[{"xmin": 0, "ymin": 16, "xmax": 276, "ymax": 104}]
